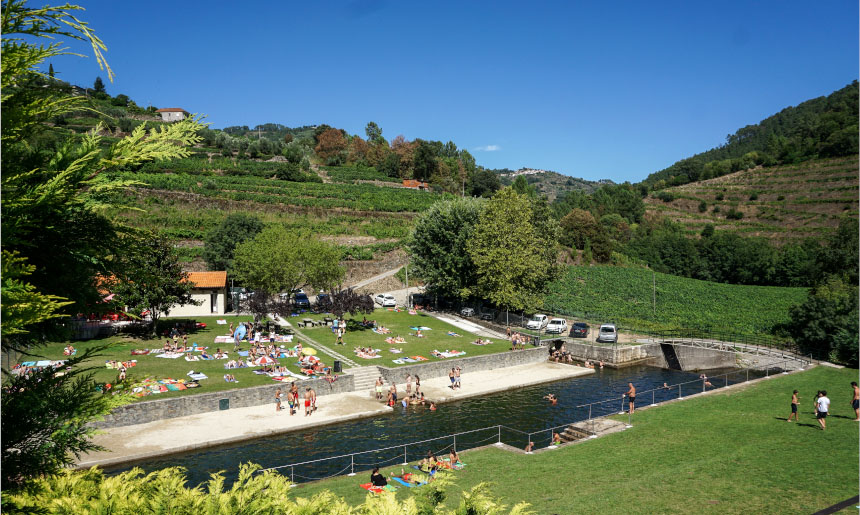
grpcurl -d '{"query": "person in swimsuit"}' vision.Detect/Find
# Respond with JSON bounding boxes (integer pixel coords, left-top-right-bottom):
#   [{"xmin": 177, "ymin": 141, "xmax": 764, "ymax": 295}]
[
  {"xmin": 290, "ymin": 382, "xmax": 299, "ymax": 415},
  {"xmin": 310, "ymin": 387, "xmax": 317, "ymax": 412},
  {"xmin": 449, "ymin": 368, "xmax": 456, "ymax": 389},
  {"xmin": 524, "ymin": 441, "xmax": 535, "ymax": 453},
  {"xmin": 275, "ymin": 387, "xmax": 283, "ymax": 412},
  {"xmin": 415, "ymin": 375, "xmax": 421, "ymax": 394},
  {"xmin": 552, "ymin": 432, "xmax": 562, "ymax": 445},
  {"xmin": 429, "ymin": 402, "xmax": 436, "ymax": 411},
  {"xmin": 544, "ymin": 393, "xmax": 558, "ymax": 406},
  {"xmin": 625, "ymin": 382, "xmax": 636, "ymax": 414},
  {"xmin": 454, "ymin": 367, "xmax": 461, "ymax": 389},
  {"xmin": 851, "ymin": 382, "xmax": 859, "ymax": 421},
  {"xmin": 788, "ymin": 389, "xmax": 799, "ymax": 422},
  {"xmin": 406, "ymin": 374, "xmax": 412, "ymax": 395},
  {"xmin": 304, "ymin": 387, "xmax": 312, "ymax": 416}
]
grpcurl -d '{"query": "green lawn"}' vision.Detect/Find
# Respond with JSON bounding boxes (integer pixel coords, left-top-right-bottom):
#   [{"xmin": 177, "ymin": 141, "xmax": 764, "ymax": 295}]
[
  {"xmin": 293, "ymin": 366, "xmax": 859, "ymax": 514},
  {"xmin": 27, "ymin": 315, "xmax": 313, "ymax": 401},
  {"xmin": 298, "ymin": 308, "xmax": 509, "ymax": 367}
]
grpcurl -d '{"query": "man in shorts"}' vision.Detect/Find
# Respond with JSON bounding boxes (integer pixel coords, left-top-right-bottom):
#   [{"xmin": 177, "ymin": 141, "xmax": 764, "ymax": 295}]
[
  {"xmin": 851, "ymin": 382, "xmax": 859, "ymax": 421},
  {"xmin": 625, "ymin": 382, "xmax": 636, "ymax": 414},
  {"xmin": 816, "ymin": 390, "xmax": 830, "ymax": 430},
  {"xmin": 304, "ymin": 387, "xmax": 312, "ymax": 416},
  {"xmin": 454, "ymin": 367, "xmax": 461, "ymax": 389},
  {"xmin": 406, "ymin": 374, "xmax": 412, "ymax": 396},
  {"xmin": 787, "ymin": 389, "xmax": 799, "ymax": 422},
  {"xmin": 449, "ymin": 368, "xmax": 456, "ymax": 389},
  {"xmin": 310, "ymin": 387, "xmax": 317, "ymax": 413},
  {"xmin": 375, "ymin": 377, "xmax": 384, "ymax": 400},
  {"xmin": 275, "ymin": 387, "xmax": 283, "ymax": 412}
]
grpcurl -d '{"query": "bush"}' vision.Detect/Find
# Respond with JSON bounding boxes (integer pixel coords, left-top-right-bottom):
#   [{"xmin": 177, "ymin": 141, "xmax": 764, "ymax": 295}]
[
  {"xmin": 777, "ymin": 195, "xmax": 785, "ymax": 201},
  {"xmin": 749, "ymin": 192, "xmax": 759, "ymax": 201},
  {"xmin": 698, "ymin": 201, "xmax": 707, "ymax": 213},
  {"xmin": 726, "ymin": 208, "xmax": 744, "ymax": 220},
  {"xmin": 715, "ymin": 193, "xmax": 724, "ymax": 201},
  {"xmin": 713, "ymin": 205, "xmax": 721, "ymax": 213},
  {"xmin": 656, "ymin": 191, "xmax": 675, "ymax": 202}
]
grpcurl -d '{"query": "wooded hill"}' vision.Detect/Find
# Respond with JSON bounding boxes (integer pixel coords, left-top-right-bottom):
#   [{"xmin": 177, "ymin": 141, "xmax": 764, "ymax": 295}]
[
  {"xmin": 640, "ymin": 81, "xmax": 858, "ymax": 189},
  {"xmin": 492, "ymin": 168, "xmax": 609, "ymax": 202}
]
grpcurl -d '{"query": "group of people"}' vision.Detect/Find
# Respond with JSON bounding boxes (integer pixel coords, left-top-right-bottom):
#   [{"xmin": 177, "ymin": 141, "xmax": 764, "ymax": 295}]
[
  {"xmin": 275, "ymin": 382, "xmax": 318, "ymax": 416},
  {"xmin": 370, "ymin": 449, "xmax": 459, "ymax": 487},
  {"xmin": 787, "ymin": 382, "xmax": 859, "ymax": 430},
  {"xmin": 374, "ymin": 375, "xmax": 438, "ymax": 410},
  {"xmin": 448, "ymin": 367, "xmax": 462, "ymax": 389},
  {"xmin": 509, "ymin": 331, "xmax": 532, "ymax": 350}
]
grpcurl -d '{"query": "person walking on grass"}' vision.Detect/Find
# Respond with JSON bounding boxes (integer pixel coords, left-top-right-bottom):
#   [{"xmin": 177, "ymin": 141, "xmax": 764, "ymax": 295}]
[
  {"xmin": 787, "ymin": 390, "xmax": 799, "ymax": 422},
  {"xmin": 816, "ymin": 390, "xmax": 830, "ymax": 430},
  {"xmin": 851, "ymin": 382, "xmax": 859, "ymax": 421},
  {"xmin": 625, "ymin": 382, "xmax": 636, "ymax": 414}
]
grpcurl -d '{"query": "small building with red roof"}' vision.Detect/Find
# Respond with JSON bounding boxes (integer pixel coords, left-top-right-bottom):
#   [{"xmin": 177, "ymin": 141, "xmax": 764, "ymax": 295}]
[
  {"xmin": 156, "ymin": 107, "xmax": 190, "ymax": 122},
  {"xmin": 168, "ymin": 271, "xmax": 228, "ymax": 316}
]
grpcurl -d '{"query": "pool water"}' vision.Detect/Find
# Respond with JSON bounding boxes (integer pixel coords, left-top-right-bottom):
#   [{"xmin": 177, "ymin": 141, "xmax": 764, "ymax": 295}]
[{"xmin": 105, "ymin": 365, "xmax": 759, "ymax": 486}]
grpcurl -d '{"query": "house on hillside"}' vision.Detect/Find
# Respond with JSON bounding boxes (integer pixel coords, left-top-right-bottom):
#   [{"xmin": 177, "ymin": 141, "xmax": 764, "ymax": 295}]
[
  {"xmin": 402, "ymin": 179, "xmax": 430, "ymax": 191},
  {"xmin": 166, "ymin": 271, "xmax": 227, "ymax": 317},
  {"xmin": 156, "ymin": 107, "xmax": 190, "ymax": 122}
]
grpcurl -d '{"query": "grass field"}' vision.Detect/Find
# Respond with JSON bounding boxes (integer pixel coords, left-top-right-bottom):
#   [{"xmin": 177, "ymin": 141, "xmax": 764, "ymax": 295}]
[
  {"xmin": 21, "ymin": 310, "xmax": 509, "ymax": 401},
  {"xmin": 294, "ymin": 308, "xmax": 509, "ymax": 367},
  {"xmin": 545, "ymin": 265, "xmax": 808, "ymax": 335},
  {"xmin": 292, "ymin": 366, "xmax": 859, "ymax": 514}
]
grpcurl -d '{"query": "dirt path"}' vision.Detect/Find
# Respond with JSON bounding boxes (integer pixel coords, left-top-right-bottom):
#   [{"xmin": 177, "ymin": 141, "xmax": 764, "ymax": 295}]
[{"xmin": 350, "ymin": 266, "xmax": 403, "ymax": 290}]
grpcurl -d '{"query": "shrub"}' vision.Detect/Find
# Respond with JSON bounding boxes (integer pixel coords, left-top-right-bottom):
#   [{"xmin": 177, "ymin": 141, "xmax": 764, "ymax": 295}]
[
  {"xmin": 713, "ymin": 205, "xmax": 721, "ymax": 213},
  {"xmin": 656, "ymin": 191, "xmax": 675, "ymax": 202},
  {"xmin": 749, "ymin": 192, "xmax": 759, "ymax": 201},
  {"xmin": 698, "ymin": 201, "xmax": 707, "ymax": 213},
  {"xmin": 777, "ymin": 195, "xmax": 785, "ymax": 201},
  {"xmin": 726, "ymin": 208, "xmax": 744, "ymax": 220},
  {"xmin": 715, "ymin": 193, "xmax": 724, "ymax": 201}
]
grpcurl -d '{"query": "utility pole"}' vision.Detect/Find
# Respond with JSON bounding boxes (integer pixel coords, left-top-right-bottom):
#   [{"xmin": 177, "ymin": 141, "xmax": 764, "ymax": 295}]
[
  {"xmin": 652, "ymin": 271, "xmax": 656, "ymax": 317},
  {"xmin": 405, "ymin": 263, "xmax": 409, "ymax": 308}
]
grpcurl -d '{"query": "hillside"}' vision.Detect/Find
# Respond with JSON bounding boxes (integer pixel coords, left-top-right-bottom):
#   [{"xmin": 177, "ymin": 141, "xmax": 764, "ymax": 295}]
[
  {"xmin": 545, "ymin": 265, "xmax": 808, "ymax": 335},
  {"xmin": 641, "ymin": 81, "xmax": 858, "ymax": 188},
  {"xmin": 496, "ymin": 168, "xmax": 610, "ymax": 201},
  {"xmin": 643, "ymin": 156, "xmax": 858, "ymax": 242}
]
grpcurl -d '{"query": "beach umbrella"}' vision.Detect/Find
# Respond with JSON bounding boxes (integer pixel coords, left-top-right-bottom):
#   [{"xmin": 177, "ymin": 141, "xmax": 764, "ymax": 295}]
[
  {"xmin": 255, "ymin": 356, "xmax": 277, "ymax": 365},
  {"xmin": 234, "ymin": 324, "xmax": 247, "ymax": 340},
  {"xmin": 301, "ymin": 347, "xmax": 317, "ymax": 356}
]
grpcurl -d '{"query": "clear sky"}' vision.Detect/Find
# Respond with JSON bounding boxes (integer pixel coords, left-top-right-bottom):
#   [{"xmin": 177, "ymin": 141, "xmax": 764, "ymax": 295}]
[{"xmin": 51, "ymin": 1, "xmax": 858, "ymax": 183}]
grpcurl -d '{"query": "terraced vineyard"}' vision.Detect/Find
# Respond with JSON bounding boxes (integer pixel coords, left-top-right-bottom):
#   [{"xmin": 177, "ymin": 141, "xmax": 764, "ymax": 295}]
[
  {"xmin": 644, "ymin": 156, "xmax": 858, "ymax": 242},
  {"xmin": 545, "ymin": 265, "xmax": 808, "ymax": 335}
]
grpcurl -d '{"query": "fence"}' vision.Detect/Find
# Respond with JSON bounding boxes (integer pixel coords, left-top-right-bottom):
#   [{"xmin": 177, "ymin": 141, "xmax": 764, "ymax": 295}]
[{"xmin": 257, "ymin": 358, "xmax": 804, "ymax": 483}]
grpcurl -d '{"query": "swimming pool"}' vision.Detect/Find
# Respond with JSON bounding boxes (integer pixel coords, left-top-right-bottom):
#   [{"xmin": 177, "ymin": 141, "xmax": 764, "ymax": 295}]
[{"xmin": 104, "ymin": 364, "xmax": 759, "ymax": 486}]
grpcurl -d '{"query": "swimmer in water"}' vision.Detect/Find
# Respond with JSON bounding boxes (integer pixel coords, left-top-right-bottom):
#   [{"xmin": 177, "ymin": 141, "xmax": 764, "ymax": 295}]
[{"xmin": 543, "ymin": 393, "xmax": 558, "ymax": 406}]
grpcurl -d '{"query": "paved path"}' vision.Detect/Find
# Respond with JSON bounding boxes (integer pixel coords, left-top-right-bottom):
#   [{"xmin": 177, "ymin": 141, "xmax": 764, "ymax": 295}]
[
  {"xmin": 269, "ymin": 314, "xmax": 359, "ymax": 368},
  {"xmin": 424, "ymin": 312, "xmax": 508, "ymax": 340},
  {"xmin": 349, "ymin": 266, "xmax": 403, "ymax": 290},
  {"xmin": 76, "ymin": 362, "xmax": 592, "ymax": 469}
]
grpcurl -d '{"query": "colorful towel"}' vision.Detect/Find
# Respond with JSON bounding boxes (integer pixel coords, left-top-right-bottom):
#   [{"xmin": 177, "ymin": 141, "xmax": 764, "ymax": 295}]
[
  {"xmin": 359, "ymin": 483, "xmax": 384, "ymax": 494},
  {"xmin": 185, "ymin": 355, "xmax": 200, "ymax": 362},
  {"xmin": 156, "ymin": 352, "xmax": 183, "ymax": 359},
  {"xmin": 391, "ymin": 476, "xmax": 426, "ymax": 488},
  {"xmin": 237, "ymin": 351, "xmax": 249, "ymax": 356},
  {"xmin": 131, "ymin": 349, "xmax": 151, "ymax": 355},
  {"xmin": 410, "ymin": 356, "xmax": 429, "ymax": 361}
]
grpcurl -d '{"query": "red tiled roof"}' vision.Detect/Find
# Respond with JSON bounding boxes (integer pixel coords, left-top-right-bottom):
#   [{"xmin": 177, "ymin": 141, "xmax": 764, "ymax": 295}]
[
  {"xmin": 185, "ymin": 271, "xmax": 227, "ymax": 288},
  {"xmin": 402, "ymin": 179, "xmax": 430, "ymax": 189},
  {"xmin": 156, "ymin": 107, "xmax": 189, "ymax": 113}
]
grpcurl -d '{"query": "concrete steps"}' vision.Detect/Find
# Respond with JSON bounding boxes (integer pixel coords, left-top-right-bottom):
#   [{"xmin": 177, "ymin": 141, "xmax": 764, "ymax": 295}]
[
  {"xmin": 349, "ymin": 366, "xmax": 380, "ymax": 394},
  {"xmin": 559, "ymin": 424, "xmax": 595, "ymax": 443}
]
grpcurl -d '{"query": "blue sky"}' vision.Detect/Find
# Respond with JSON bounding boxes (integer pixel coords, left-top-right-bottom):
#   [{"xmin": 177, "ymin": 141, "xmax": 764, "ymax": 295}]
[{"xmin": 51, "ymin": 1, "xmax": 857, "ymax": 182}]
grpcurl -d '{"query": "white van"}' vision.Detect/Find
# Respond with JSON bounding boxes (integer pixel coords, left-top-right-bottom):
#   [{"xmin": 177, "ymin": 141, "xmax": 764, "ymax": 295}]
[{"xmin": 596, "ymin": 324, "xmax": 618, "ymax": 343}]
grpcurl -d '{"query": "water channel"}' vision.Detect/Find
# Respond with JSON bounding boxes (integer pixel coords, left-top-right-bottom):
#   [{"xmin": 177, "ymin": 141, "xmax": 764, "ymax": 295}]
[{"xmin": 105, "ymin": 364, "xmax": 763, "ymax": 486}]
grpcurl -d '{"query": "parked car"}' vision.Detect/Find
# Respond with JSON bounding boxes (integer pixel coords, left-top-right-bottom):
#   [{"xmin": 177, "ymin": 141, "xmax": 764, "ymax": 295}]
[
  {"xmin": 596, "ymin": 324, "xmax": 618, "ymax": 343},
  {"xmin": 526, "ymin": 314, "xmax": 549, "ymax": 330},
  {"xmin": 460, "ymin": 307, "xmax": 475, "ymax": 317},
  {"xmin": 374, "ymin": 293, "xmax": 396, "ymax": 307},
  {"xmin": 569, "ymin": 322, "xmax": 589, "ymax": 338},
  {"xmin": 545, "ymin": 318, "xmax": 568, "ymax": 334},
  {"xmin": 293, "ymin": 292, "xmax": 311, "ymax": 309}
]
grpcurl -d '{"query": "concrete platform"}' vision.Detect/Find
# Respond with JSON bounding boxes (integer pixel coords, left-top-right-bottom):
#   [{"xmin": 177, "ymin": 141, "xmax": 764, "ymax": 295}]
[{"xmin": 76, "ymin": 361, "xmax": 593, "ymax": 469}]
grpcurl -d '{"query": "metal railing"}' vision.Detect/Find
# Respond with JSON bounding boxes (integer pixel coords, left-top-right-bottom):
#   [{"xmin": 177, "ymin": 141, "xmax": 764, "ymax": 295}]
[{"xmin": 256, "ymin": 358, "xmax": 805, "ymax": 483}]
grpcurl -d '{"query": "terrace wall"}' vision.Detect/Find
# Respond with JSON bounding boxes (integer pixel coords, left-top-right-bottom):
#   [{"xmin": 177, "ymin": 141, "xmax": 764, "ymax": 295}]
[
  {"xmin": 375, "ymin": 347, "xmax": 548, "ymax": 386},
  {"xmin": 92, "ymin": 374, "xmax": 355, "ymax": 429}
]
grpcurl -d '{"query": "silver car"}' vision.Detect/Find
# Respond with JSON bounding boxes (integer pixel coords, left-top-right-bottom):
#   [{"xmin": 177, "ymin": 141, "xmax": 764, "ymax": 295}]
[{"xmin": 596, "ymin": 324, "xmax": 618, "ymax": 343}]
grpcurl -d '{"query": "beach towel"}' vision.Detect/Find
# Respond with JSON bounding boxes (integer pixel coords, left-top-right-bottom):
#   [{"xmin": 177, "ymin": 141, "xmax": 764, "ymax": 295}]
[
  {"xmin": 391, "ymin": 477, "xmax": 426, "ymax": 488},
  {"xmin": 471, "ymin": 340, "xmax": 491, "ymax": 346},
  {"xmin": 217, "ymin": 319, "xmax": 227, "ymax": 325},
  {"xmin": 156, "ymin": 352, "xmax": 183, "ymax": 359},
  {"xmin": 392, "ymin": 359, "xmax": 405, "ymax": 365},
  {"xmin": 389, "ymin": 348, "xmax": 403, "ymax": 354},
  {"xmin": 410, "ymin": 326, "xmax": 432, "ymax": 331},
  {"xmin": 187, "ymin": 372, "xmax": 208, "ymax": 381},
  {"xmin": 21, "ymin": 361, "xmax": 36, "ymax": 367},
  {"xmin": 447, "ymin": 332, "xmax": 462, "ymax": 337},
  {"xmin": 359, "ymin": 483, "xmax": 384, "ymax": 494},
  {"xmin": 165, "ymin": 383, "xmax": 180, "ymax": 391},
  {"xmin": 410, "ymin": 356, "xmax": 429, "ymax": 361},
  {"xmin": 237, "ymin": 351, "xmax": 249, "ymax": 357},
  {"xmin": 184, "ymin": 355, "xmax": 200, "ymax": 362},
  {"xmin": 36, "ymin": 360, "xmax": 51, "ymax": 367},
  {"xmin": 131, "ymin": 349, "xmax": 151, "ymax": 355}
]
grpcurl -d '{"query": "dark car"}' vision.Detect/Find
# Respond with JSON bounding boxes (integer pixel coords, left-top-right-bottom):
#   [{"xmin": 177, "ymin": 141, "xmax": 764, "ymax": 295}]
[
  {"xmin": 569, "ymin": 322, "xmax": 589, "ymax": 338},
  {"xmin": 294, "ymin": 292, "xmax": 310, "ymax": 309}
]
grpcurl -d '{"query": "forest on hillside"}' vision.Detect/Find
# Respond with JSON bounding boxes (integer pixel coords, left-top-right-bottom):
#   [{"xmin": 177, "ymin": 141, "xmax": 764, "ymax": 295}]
[{"xmin": 642, "ymin": 81, "xmax": 859, "ymax": 188}]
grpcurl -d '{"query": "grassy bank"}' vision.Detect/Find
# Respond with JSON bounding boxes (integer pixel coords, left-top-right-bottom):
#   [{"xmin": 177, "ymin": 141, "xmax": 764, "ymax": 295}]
[
  {"xmin": 293, "ymin": 366, "xmax": 858, "ymax": 513},
  {"xmin": 546, "ymin": 265, "xmax": 807, "ymax": 335}
]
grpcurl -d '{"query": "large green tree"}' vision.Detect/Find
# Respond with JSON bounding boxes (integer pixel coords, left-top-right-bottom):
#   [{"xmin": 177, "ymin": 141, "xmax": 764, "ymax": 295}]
[
  {"xmin": 786, "ymin": 277, "xmax": 858, "ymax": 366},
  {"xmin": 202, "ymin": 213, "xmax": 264, "ymax": 272},
  {"xmin": 110, "ymin": 234, "xmax": 198, "ymax": 332},
  {"xmin": 233, "ymin": 226, "xmax": 344, "ymax": 296},
  {"xmin": 408, "ymin": 197, "xmax": 484, "ymax": 300},
  {"xmin": 467, "ymin": 187, "xmax": 559, "ymax": 313}
]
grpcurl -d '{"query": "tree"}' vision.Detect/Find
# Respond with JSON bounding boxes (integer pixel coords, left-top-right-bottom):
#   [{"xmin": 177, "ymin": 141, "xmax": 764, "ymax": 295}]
[
  {"xmin": 413, "ymin": 140, "xmax": 438, "ymax": 181},
  {"xmin": 110, "ymin": 234, "xmax": 198, "ymax": 332},
  {"xmin": 560, "ymin": 208, "xmax": 599, "ymax": 250},
  {"xmin": 233, "ymin": 226, "xmax": 344, "ymax": 296},
  {"xmin": 468, "ymin": 188, "xmax": 559, "ymax": 312},
  {"xmin": 511, "ymin": 175, "xmax": 536, "ymax": 197},
  {"xmin": 786, "ymin": 277, "xmax": 858, "ymax": 365},
  {"xmin": 92, "ymin": 75, "xmax": 105, "ymax": 93},
  {"xmin": 315, "ymin": 287, "xmax": 374, "ymax": 319},
  {"xmin": 1, "ymin": 0, "xmax": 203, "ymax": 488},
  {"xmin": 408, "ymin": 197, "xmax": 484, "ymax": 300},
  {"xmin": 202, "ymin": 213, "xmax": 263, "ymax": 272},
  {"xmin": 378, "ymin": 151, "xmax": 400, "ymax": 178},
  {"xmin": 48, "ymin": 62, "xmax": 54, "ymax": 77},
  {"xmin": 314, "ymin": 128, "xmax": 347, "ymax": 165},
  {"xmin": 365, "ymin": 121, "xmax": 382, "ymax": 143},
  {"xmin": 469, "ymin": 169, "xmax": 500, "ymax": 198}
]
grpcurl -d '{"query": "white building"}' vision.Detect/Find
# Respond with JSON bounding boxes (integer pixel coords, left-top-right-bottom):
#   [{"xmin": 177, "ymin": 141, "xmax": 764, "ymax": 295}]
[
  {"xmin": 155, "ymin": 107, "xmax": 190, "ymax": 122},
  {"xmin": 166, "ymin": 271, "xmax": 227, "ymax": 317}
]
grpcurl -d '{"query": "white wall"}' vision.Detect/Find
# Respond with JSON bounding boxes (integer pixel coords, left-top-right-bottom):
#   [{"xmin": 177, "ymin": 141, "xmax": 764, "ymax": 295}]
[
  {"xmin": 159, "ymin": 111, "xmax": 187, "ymax": 122},
  {"xmin": 165, "ymin": 288, "xmax": 225, "ymax": 317}
]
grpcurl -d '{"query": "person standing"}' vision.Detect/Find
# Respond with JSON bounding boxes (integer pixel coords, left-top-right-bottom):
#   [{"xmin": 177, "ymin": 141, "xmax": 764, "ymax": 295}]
[
  {"xmin": 375, "ymin": 377, "xmax": 384, "ymax": 400},
  {"xmin": 851, "ymin": 382, "xmax": 859, "ymax": 421},
  {"xmin": 415, "ymin": 375, "xmax": 421, "ymax": 394},
  {"xmin": 275, "ymin": 387, "xmax": 283, "ymax": 412},
  {"xmin": 787, "ymin": 390, "xmax": 799, "ymax": 422},
  {"xmin": 454, "ymin": 367, "xmax": 461, "ymax": 389},
  {"xmin": 304, "ymin": 387, "xmax": 312, "ymax": 416},
  {"xmin": 405, "ymin": 374, "xmax": 412, "ymax": 396},
  {"xmin": 625, "ymin": 382, "xmax": 636, "ymax": 414},
  {"xmin": 310, "ymin": 387, "xmax": 317, "ymax": 413},
  {"xmin": 449, "ymin": 368, "xmax": 456, "ymax": 390},
  {"xmin": 816, "ymin": 390, "xmax": 830, "ymax": 430}
]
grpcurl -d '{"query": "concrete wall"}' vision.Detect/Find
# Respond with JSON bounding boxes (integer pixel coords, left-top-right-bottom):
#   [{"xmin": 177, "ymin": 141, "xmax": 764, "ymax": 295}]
[
  {"xmin": 93, "ymin": 374, "xmax": 355, "ymax": 429},
  {"xmin": 376, "ymin": 347, "xmax": 548, "ymax": 384},
  {"xmin": 561, "ymin": 340, "xmax": 738, "ymax": 371},
  {"xmin": 166, "ymin": 288, "xmax": 226, "ymax": 317},
  {"xmin": 674, "ymin": 345, "xmax": 736, "ymax": 370}
]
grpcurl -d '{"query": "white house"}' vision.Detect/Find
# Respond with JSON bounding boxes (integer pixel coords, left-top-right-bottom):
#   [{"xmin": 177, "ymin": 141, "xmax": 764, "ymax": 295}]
[
  {"xmin": 166, "ymin": 271, "xmax": 227, "ymax": 317},
  {"xmin": 156, "ymin": 107, "xmax": 190, "ymax": 122}
]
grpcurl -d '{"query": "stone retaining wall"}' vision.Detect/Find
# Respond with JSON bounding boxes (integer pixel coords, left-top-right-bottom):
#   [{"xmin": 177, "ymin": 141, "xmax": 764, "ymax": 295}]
[
  {"xmin": 375, "ymin": 346, "xmax": 548, "ymax": 385},
  {"xmin": 92, "ymin": 374, "xmax": 355, "ymax": 429}
]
